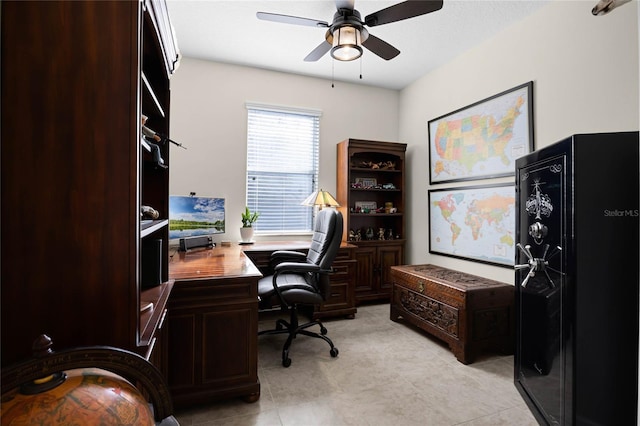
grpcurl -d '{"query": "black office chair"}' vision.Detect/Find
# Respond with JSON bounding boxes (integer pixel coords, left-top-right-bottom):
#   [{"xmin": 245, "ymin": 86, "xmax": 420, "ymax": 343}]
[{"xmin": 258, "ymin": 208, "xmax": 343, "ymax": 367}]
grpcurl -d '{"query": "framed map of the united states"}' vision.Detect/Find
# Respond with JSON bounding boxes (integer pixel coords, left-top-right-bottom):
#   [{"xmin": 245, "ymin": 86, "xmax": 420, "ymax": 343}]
[{"xmin": 428, "ymin": 82, "xmax": 534, "ymax": 184}]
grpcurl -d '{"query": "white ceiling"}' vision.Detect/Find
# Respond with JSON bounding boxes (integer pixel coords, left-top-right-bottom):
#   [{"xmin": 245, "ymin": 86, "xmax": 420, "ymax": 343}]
[{"xmin": 166, "ymin": 0, "xmax": 551, "ymax": 90}]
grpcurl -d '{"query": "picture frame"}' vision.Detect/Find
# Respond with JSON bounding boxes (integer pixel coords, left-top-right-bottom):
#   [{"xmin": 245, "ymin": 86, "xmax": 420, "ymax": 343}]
[
  {"xmin": 428, "ymin": 183, "xmax": 515, "ymax": 267},
  {"xmin": 428, "ymin": 81, "xmax": 534, "ymax": 184},
  {"xmin": 355, "ymin": 201, "xmax": 377, "ymax": 212},
  {"xmin": 354, "ymin": 177, "xmax": 377, "ymax": 187}
]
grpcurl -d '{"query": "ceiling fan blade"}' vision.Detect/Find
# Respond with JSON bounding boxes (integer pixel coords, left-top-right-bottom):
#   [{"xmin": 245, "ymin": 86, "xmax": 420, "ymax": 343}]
[
  {"xmin": 362, "ymin": 34, "xmax": 400, "ymax": 60},
  {"xmin": 304, "ymin": 41, "xmax": 332, "ymax": 62},
  {"xmin": 365, "ymin": 0, "xmax": 443, "ymax": 27},
  {"xmin": 335, "ymin": 0, "xmax": 355, "ymax": 11},
  {"xmin": 256, "ymin": 12, "xmax": 329, "ymax": 28}
]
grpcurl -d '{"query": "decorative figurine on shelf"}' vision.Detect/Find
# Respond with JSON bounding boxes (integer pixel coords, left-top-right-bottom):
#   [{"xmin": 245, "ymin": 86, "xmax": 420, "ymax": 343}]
[
  {"xmin": 387, "ymin": 228, "xmax": 394, "ymax": 240},
  {"xmin": 378, "ymin": 228, "xmax": 385, "ymax": 240},
  {"xmin": 142, "ymin": 116, "xmax": 187, "ymax": 150},
  {"xmin": 141, "ymin": 205, "xmax": 159, "ymax": 220},
  {"xmin": 348, "ymin": 229, "xmax": 356, "ymax": 241},
  {"xmin": 355, "ymin": 229, "xmax": 362, "ymax": 241},
  {"xmin": 141, "ymin": 114, "xmax": 188, "ymax": 169},
  {"xmin": 360, "ymin": 161, "xmax": 378, "ymax": 169},
  {"xmin": 141, "ymin": 114, "xmax": 167, "ymax": 169},
  {"xmin": 358, "ymin": 160, "xmax": 397, "ymax": 170},
  {"xmin": 365, "ymin": 227, "xmax": 375, "ymax": 240},
  {"xmin": 381, "ymin": 161, "xmax": 396, "ymax": 170}
]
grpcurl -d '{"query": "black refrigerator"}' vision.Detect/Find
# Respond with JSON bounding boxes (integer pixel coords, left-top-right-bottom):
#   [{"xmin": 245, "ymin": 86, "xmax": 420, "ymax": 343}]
[{"xmin": 514, "ymin": 131, "xmax": 639, "ymax": 425}]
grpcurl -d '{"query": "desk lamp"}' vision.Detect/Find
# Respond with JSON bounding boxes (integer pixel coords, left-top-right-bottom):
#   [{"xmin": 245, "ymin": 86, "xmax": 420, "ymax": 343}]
[{"xmin": 302, "ymin": 189, "xmax": 340, "ymax": 210}]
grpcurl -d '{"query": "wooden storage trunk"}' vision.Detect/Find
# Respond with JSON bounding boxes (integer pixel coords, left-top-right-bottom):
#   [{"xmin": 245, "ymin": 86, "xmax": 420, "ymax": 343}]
[{"xmin": 390, "ymin": 264, "xmax": 514, "ymax": 364}]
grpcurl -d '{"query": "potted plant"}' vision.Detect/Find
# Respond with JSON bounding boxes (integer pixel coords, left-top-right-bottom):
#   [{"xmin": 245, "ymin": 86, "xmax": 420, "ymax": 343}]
[{"xmin": 240, "ymin": 206, "xmax": 259, "ymax": 243}]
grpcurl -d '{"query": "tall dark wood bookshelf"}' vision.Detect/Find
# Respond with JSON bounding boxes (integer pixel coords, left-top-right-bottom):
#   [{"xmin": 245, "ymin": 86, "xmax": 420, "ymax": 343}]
[
  {"xmin": 336, "ymin": 139, "xmax": 407, "ymax": 303},
  {"xmin": 1, "ymin": 0, "xmax": 179, "ymax": 373}
]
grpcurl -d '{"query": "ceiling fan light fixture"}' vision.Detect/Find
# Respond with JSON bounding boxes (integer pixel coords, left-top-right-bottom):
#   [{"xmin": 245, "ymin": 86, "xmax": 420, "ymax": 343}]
[{"xmin": 331, "ymin": 25, "xmax": 362, "ymax": 61}]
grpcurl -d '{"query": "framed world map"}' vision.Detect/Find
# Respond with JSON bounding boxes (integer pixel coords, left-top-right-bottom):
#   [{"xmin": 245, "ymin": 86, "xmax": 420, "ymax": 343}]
[
  {"xmin": 429, "ymin": 183, "xmax": 515, "ymax": 267},
  {"xmin": 428, "ymin": 82, "xmax": 534, "ymax": 184}
]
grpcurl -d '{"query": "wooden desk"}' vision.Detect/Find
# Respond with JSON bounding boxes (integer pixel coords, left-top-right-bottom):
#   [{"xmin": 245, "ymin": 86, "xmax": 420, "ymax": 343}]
[
  {"xmin": 167, "ymin": 245, "xmax": 261, "ymax": 408},
  {"xmin": 166, "ymin": 241, "xmax": 356, "ymax": 408}
]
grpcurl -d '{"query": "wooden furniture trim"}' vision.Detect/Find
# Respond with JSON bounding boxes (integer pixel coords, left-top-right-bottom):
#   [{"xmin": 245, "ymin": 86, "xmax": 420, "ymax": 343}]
[
  {"xmin": 141, "ymin": 219, "xmax": 169, "ymax": 237},
  {"xmin": 140, "ymin": 281, "xmax": 174, "ymax": 347},
  {"xmin": 141, "ymin": 72, "xmax": 166, "ymax": 117},
  {"xmin": 143, "ymin": 0, "xmax": 180, "ymax": 76}
]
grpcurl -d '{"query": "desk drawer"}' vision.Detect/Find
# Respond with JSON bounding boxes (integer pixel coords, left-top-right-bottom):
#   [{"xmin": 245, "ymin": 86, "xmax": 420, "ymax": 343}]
[
  {"xmin": 170, "ymin": 279, "xmax": 257, "ymax": 308},
  {"xmin": 314, "ymin": 259, "xmax": 356, "ymax": 319},
  {"xmin": 323, "ymin": 282, "xmax": 350, "ymax": 308}
]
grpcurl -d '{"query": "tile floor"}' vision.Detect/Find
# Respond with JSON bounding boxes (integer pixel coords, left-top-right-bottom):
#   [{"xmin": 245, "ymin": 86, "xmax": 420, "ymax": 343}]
[{"xmin": 174, "ymin": 303, "xmax": 538, "ymax": 426}]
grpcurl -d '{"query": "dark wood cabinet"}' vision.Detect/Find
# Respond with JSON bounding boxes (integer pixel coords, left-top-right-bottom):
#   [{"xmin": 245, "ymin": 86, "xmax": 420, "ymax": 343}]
[
  {"xmin": 167, "ymin": 246, "xmax": 262, "ymax": 407},
  {"xmin": 1, "ymin": 0, "xmax": 178, "ymax": 370},
  {"xmin": 337, "ymin": 139, "xmax": 407, "ymax": 303},
  {"xmin": 167, "ymin": 279, "xmax": 260, "ymax": 407},
  {"xmin": 353, "ymin": 241, "xmax": 403, "ymax": 300}
]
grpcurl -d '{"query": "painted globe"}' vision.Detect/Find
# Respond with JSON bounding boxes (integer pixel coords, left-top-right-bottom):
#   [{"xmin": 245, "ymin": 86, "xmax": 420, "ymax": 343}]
[{"xmin": 1, "ymin": 368, "xmax": 155, "ymax": 425}]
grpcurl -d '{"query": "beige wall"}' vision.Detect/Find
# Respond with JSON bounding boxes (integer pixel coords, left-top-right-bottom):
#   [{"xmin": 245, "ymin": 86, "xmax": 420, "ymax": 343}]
[
  {"xmin": 400, "ymin": 0, "xmax": 639, "ymax": 284},
  {"xmin": 169, "ymin": 59, "xmax": 399, "ymax": 243}
]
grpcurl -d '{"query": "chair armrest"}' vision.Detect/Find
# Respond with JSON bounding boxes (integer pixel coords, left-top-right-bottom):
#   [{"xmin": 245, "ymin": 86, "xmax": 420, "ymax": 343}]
[
  {"xmin": 271, "ymin": 262, "xmax": 321, "ymax": 308},
  {"xmin": 270, "ymin": 250, "xmax": 307, "ymax": 266},
  {"xmin": 274, "ymin": 261, "xmax": 320, "ymax": 274}
]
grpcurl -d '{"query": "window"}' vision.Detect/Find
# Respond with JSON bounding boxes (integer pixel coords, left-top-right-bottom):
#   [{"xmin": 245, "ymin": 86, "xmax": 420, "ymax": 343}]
[{"xmin": 246, "ymin": 103, "xmax": 321, "ymax": 234}]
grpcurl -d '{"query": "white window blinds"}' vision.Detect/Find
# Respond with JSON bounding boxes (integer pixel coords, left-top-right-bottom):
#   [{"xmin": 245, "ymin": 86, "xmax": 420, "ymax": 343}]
[{"xmin": 246, "ymin": 104, "xmax": 321, "ymax": 234}]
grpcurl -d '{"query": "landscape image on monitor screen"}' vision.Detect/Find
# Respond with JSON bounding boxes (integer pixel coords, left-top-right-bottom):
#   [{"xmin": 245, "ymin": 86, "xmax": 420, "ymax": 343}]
[{"xmin": 169, "ymin": 196, "xmax": 225, "ymax": 239}]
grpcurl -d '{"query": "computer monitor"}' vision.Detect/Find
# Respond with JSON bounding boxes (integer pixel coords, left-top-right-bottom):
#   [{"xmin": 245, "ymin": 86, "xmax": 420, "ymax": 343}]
[{"xmin": 169, "ymin": 196, "xmax": 225, "ymax": 241}]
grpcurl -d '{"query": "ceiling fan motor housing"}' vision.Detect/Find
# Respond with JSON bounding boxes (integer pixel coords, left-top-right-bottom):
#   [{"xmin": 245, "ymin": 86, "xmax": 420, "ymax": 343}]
[{"xmin": 326, "ymin": 9, "xmax": 369, "ymax": 45}]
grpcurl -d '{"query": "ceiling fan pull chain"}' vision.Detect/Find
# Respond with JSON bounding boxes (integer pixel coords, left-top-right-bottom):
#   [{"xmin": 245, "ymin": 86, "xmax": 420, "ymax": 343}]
[
  {"xmin": 331, "ymin": 60, "xmax": 335, "ymax": 88},
  {"xmin": 359, "ymin": 56, "xmax": 363, "ymax": 80}
]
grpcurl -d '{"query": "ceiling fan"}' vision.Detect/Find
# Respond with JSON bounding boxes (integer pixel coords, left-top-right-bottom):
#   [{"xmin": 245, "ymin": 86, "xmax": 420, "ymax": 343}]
[{"xmin": 257, "ymin": 0, "xmax": 444, "ymax": 62}]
